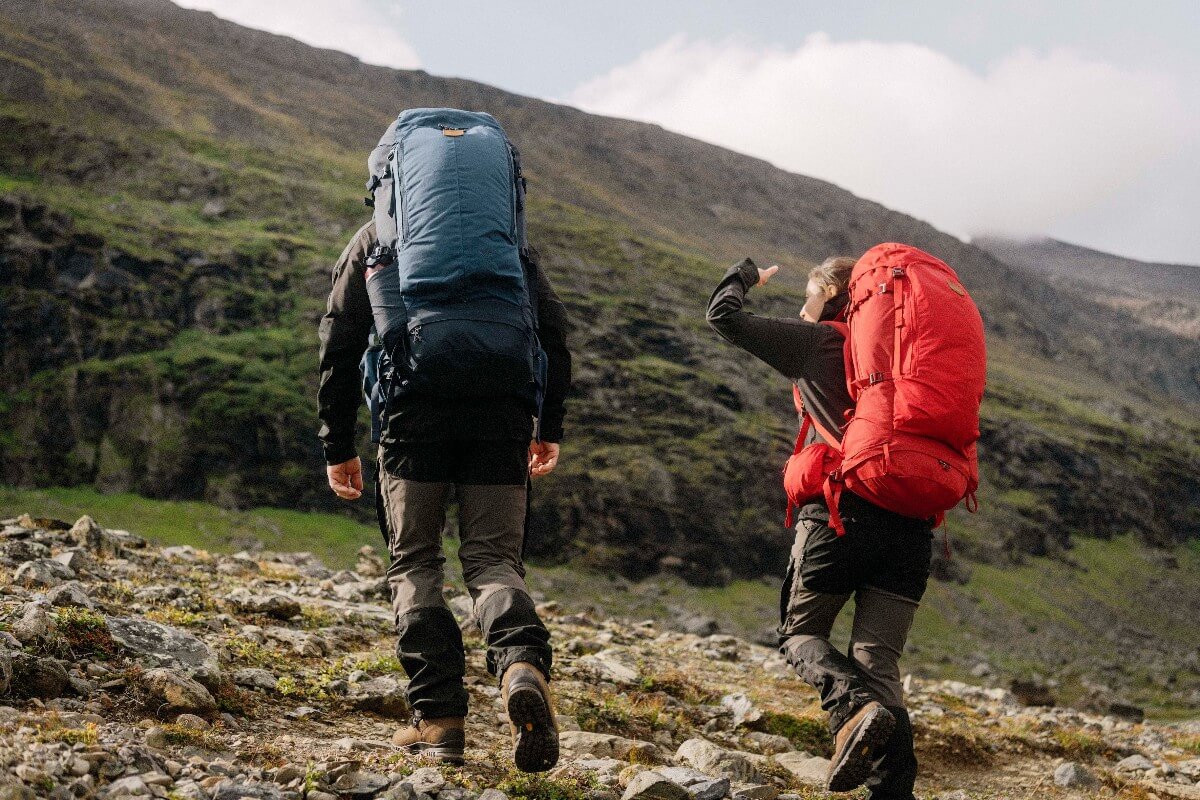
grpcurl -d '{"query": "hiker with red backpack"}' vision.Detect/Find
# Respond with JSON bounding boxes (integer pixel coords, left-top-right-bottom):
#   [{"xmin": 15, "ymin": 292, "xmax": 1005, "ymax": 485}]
[
  {"xmin": 318, "ymin": 109, "xmax": 571, "ymax": 772},
  {"xmin": 707, "ymin": 247, "xmax": 985, "ymax": 799}
]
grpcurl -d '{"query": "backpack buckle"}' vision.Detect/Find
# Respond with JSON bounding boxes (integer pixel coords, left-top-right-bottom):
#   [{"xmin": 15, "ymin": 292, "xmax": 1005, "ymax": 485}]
[
  {"xmin": 892, "ymin": 267, "xmax": 905, "ymax": 278},
  {"xmin": 869, "ymin": 371, "xmax": 888, "ymax": 385}
]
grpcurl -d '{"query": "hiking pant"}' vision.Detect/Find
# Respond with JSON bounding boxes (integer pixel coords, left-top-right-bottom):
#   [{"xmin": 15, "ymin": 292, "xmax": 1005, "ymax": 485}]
[
  {"xmin": 377, "ymin": 440, "xmax": 552, "ymax": 720},
  {"xmin": 778, "ymin": 491, "xmax": 932, "ymax": 800}
]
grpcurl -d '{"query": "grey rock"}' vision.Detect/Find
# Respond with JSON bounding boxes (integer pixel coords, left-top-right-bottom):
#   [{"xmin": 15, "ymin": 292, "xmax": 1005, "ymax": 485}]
[
  {"xmin": 676, "ymin": 614, "xmax": 720, "ymax": 637},
  {"xmin": 622, "ymin": 772, "xmax": 690, "ymax": 800},
  {"xmin": 332, "ymin": 771, "xmax": 391, "ymax": 797},
  {"xmin": 346, "ymin": 676, "xmax": 408, "ymax": 718},
  {"xmin": 1116, "ymin": 754, "xmax": 1154, "ymax": 772},
  {"xmin": 9, "ymin": 653, "xmax": 69, "ymax": 698},
  {"xmin": 53, "ymin": 549, "xmax": 94, "ymax": 574},
  {"xmin": 771, "ymin": 753, "xmax": 830, "ymax": 787},
  {"xmin": 0, "ymin": 539, "xmax": 50, "ymax": 563},
  {"xmin": 478, "ymin": 790, "xmax": 508, "ymax": 800},
  {"xmin": 141, "ymin": 667, "xmax": 218, "ymax": 713},
  {"xmin": 743, "ymin": 732, "xmax": 793, "ymax": 755},
  {"xmin": 1054, "ymin": 762, "xmax": 1098, "ymax": 788},
  {"xmin": 233, "ymin": 668, "xmax": 279, "ymax": 691},
  {"xmin": 273, "ymin": 764, "xmax": 306, "ymax": 785},
  {"xmin": 0, "ymin": 785, "xmax": 37, "ymax": 800},
  {"xmin": 560, "ymin": 730, "xmax": 659, "ymax": 760},
  {"xmin": 676, "ymin": 738, "xmax": 761, "ymax": 783},
  {"xmin": 14, "ymin": 558, "xmax": 74, "ymax": 587},
  {"xmin": 579, "ymin": 649, "xmax": 640, "ymax": 684},
  {"xmin": 11, "ymin": 602, "xmax": 52, "ymax": 643},
  {"xmin": 407, "ymin": 767, "xmax": 445, "ymax": 795},
  {"xmin": 70, "ymin": 515, "xmax": 125, "ymax": 558},
  {"xmin": 720, "ymin": 693, "xmax": 761, "ymax": 728},
  {"xmin": 45, "ymin": 581, "xmax": 96, "ymax": 609},
  {"xmin": 730, "ymin": 786, "xmax": 778, "ymax": 800},
  {"xmin": 106, "ymin": 617, "xmax": 220, "ymax": 679},
  {"xmin": 0, "ymin": 650, "xmax": 10, "ymax": 696},
  {"xmin": 381, "ymin": 783, "xmax": 417, "ymax": 800},
  {"xmin": 103, "ymin": 775, "xmax": 150, "ymax": 796},
  {"xmin": 226, "ymin": 588, "xmax": 301, "ymax": 620}
]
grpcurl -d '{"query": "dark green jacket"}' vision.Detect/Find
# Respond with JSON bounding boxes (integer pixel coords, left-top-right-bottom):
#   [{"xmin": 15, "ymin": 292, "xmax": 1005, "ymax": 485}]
[{"xmin": 317, "ymin": 221, "xmax": 572, "ymax": 465}]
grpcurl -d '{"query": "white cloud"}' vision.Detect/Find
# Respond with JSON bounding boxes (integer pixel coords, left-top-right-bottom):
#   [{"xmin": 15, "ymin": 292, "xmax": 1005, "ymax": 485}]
[
  {"xmin": 569, "ymin": 34, "xmax": 1196, "ymax": 250},
  {"xmin": 173, "ymin": 0, "xmax": 421, "ymax": 70}
]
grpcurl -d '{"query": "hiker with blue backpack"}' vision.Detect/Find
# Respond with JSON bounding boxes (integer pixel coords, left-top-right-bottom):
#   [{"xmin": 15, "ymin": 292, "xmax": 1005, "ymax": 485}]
[{"xmin": 317, "ymin": 109, "xmax": 572, "ymax": 772}]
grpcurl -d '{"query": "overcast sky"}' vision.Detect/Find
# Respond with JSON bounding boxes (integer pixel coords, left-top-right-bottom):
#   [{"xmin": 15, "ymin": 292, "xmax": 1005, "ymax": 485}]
[{"xmin": 173, "ymin": 1, "xmax": 1200, "ymax": 265}]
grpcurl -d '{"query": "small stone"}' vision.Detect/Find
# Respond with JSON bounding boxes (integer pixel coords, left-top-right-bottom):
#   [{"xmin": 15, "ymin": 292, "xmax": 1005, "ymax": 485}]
[
  {"xmin": 1054, "ymin": 762, "xmax": 1098, "ymax": 788},
  {"xmin": 45, "ymin": 581, "xmax": 96, "ymax": 609},
  {"xmin": 731, "ymin": 785, "xmax": 779, "ymax": 800},
  {"xmin": 225, "ymin": 588, "xmax": 301, "ymax": 620},
  {"xmin": 14, "ymin": 558, "xmax": 74, "ymax": 588},
  {"xmin": 744, "ymin": 732, "xmax": 793, "ymax": 755},
  {"xmin": 273, "ymin": 764, "xmax": 305, "ymax": 785},
  {"xmin": 11, "ymin": 603, "xmax": 52, "ymax": 643},
  {"xmin": 175, "ymin": 713, "xmax": 209, "ymax": 730},
  {"xmin": 580, "ymin": 649, "xmax": 641, "ymax": 684},
  {"xmin": 69, "ymin": 515, "xmax": 123, "ymax": 557},
  {"xmin": 560, "ymin": 731, "xmax": 659, "ymax": 761},
  {"xmin": 478, "ymin": 791, "xmax": 508, "ymax": 800},
  {"xmin": 145, "ymin": 726, "xmax": 171, "ymax": 748},
  {"xmin": 622, "ymin": 771, "xmax": 690, "ymax": 800},
  {"xmin": 407, "ymin": 766, "xmax": 445, "ymax": 795},
  {"xmin": 346, "ymin": 676, "xmax": 408, "ymax": 718},
  {"xmin": 141, "ymin": 668, "xmax": 218, "ymax": 713},
  {"xmin": 332, "ymin": 770, "xmax": 391, "ymax": 797},
  {"xmin": 721, "ymin": 693, "xmax": 762, "ymax": 728},
  {"xmin": 772, "ymin": 753, "xmax": 830, "ymax": 787},
  {"xmin": 232, "ymin": 668, "xmax": 278, "ymax": 691},
  {"xmin": 1116, "ymin": 754, "xmax": 1154, "ymax": 772},
  {"xmin": 9, "ymin": 653, "xmax": 69, "ymax": 698},
  {"xmin": 676, "ymin": 738, "xmax": 761, "ymax": 783}
]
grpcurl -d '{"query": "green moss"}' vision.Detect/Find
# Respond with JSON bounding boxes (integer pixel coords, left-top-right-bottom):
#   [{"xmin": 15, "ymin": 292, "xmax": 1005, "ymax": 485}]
[
  {"xmin": 756, "ymin": 711, "xmax": 833, "ymax": 757},
  {"xmin": 497, "ymin": 770, "xmax": 599, "ymax": 800}
]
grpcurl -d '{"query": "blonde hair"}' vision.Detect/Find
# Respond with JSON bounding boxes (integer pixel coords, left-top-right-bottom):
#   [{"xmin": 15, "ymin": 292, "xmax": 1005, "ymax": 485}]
[{"xmin": 809, "ymin": 257, "xmax": 856, "ymax": 294}]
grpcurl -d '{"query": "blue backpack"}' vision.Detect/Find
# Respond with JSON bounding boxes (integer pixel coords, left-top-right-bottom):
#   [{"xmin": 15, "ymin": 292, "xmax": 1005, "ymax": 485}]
[{"xmin": 361, "ymin": 108, "xmax": 546, "ymax": 440}]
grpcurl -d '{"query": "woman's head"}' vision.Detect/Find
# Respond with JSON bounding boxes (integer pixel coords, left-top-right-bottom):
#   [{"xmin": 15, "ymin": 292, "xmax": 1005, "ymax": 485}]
[
  {"xmin": 800, "ymin": 256, "xmax": 855, "ymax": 322},
  {"xmin": 807, "ymin": 256, "xmax": 856, "ymax": 300}
]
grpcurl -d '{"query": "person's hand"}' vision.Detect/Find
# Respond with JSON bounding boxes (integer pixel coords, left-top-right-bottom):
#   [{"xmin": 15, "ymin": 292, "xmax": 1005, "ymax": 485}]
[
  {"xmin": 757, "ymin": 265, "xmax": 780, "ymax": 286},
  {"xmin": 327, "ymin": 457, "xmax": 363, "ymax": 500},
  {"xmin": 529, "ymin": 441, "xmax": 560, "ymax": 478}
]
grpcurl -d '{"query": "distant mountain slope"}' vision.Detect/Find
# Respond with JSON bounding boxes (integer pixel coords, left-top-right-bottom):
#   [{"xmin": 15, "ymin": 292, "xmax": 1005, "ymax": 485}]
[
  {"xmin": 976, "ymin": 236, "xmax": 1200, "ymax": 339},
  {"xmin": 1, "ymin": 0, "xmax": 1198, "ymax": 588}
]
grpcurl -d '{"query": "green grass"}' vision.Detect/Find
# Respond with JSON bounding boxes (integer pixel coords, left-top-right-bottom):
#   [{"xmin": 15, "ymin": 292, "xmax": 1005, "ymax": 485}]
[{"xmin": 0, "ymin": 485, "xmax": 378, "ymax": 568}]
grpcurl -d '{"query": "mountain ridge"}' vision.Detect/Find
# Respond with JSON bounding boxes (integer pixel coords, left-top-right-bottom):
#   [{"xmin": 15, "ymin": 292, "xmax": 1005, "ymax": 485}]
[{"xmin": 1, "ymin": 0, "xmax": 1199, "ymax": 587}]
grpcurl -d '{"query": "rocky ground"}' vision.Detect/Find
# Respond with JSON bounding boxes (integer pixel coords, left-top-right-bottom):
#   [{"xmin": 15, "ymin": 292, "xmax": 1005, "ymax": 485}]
[{"xmin": 1, "ymin": 514, "xmax": 1198, "ymax": 800}]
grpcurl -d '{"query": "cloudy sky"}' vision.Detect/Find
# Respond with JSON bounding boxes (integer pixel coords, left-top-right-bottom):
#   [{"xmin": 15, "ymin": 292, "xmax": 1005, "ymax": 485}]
[{"xmin": 173, "ymin": 1, "xmax": 1200, "ymax": 265}]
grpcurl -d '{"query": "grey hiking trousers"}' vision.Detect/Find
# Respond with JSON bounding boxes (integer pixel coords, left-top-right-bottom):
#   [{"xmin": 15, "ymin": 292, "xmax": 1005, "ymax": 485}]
[
  {"xmin": 376, "ymin": 440, "xmax": 552, "ymax": 719},
  {"xmin": 778, "ymin": 492, "xmax": 932, "ymax": 800}
]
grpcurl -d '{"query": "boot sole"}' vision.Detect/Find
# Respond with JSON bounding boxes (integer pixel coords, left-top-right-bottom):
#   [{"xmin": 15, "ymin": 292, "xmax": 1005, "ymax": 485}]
[
  {"xmin": 507, "ymin": 684, "xmax": 559, "ymax": 773},
  {"xmin": 827, "ymin": 705, "xmax": 896, "ymax": 792},
  {"xmin": 402, "ymin": 741, "xmax": 465, "ymax": 766}
]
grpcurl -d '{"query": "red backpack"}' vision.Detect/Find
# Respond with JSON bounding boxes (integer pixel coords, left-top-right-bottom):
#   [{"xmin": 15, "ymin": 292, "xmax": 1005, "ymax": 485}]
[{"xmin": 783, "ymin": 243, "xmax": 986, "ymax": 533}]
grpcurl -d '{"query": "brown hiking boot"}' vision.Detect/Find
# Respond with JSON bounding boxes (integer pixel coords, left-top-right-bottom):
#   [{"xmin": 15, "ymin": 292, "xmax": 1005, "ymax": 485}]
[
  {"xmin": 391, "ymin": 716, "xmax": 466, "ymax": 765},
  {"xmin": 501, "ymin": 662, "xmax": 559, "ymax": 772},
  {"xmin": 827, "ymin": 701, "xmax": 896, "ymax": 792}
]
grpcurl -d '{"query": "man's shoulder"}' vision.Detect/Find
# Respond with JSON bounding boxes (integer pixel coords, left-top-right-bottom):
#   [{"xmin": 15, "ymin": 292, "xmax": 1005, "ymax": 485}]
[{"xmin": 334, "ymin": 220, "xmax": 377, "ymax": 273}]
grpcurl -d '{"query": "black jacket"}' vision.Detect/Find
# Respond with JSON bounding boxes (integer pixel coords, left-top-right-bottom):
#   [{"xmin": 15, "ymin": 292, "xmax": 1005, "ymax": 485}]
[
  {"xmin": 317, "ymin": 221, "xmax": 572, "ymax": 464},
  {"xmin": 706, "ymin": 258, "xmax": 852, "ymax": 445}
]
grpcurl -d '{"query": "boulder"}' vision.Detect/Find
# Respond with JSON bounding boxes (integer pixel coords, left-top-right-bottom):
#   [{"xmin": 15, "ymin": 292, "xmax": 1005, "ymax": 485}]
[
  {"xmin": 676, "ymin": 738, "xmax": 761, "ymax": 783},
  {"xmin": 621, "ymin": 772, "xmax": 690, "ymax": 800},
  {"xmin": 141, "ymin": 667, "xmax": 218, "ymax": 713},
  {"xmin": 560, "ymin": 730, "xmax": 659, "ymax": 761},
  {"xmin": 14, "ymin": 558, "xmax": 74, "ymax": 588}
]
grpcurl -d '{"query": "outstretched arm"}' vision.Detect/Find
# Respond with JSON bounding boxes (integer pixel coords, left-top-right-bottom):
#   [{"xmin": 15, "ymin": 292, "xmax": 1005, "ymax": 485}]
[{"xmin": 705, "ymin": 259, "xmax": 822, "ymax": 379}]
